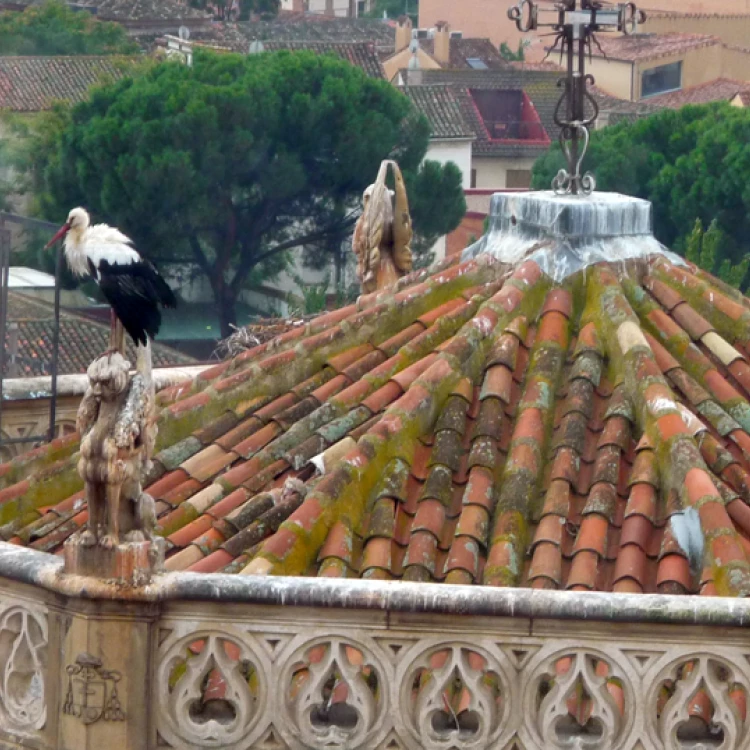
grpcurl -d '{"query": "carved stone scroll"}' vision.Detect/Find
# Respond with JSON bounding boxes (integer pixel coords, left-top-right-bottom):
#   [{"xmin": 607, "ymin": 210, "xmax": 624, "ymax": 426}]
[
  {"xmin": 399, "ymin": 640, "xmax": 516, "ymax": 750},
  {"xmin": 150, "ymin": 619, "xmax": 750, "ymax": 750},
  {"xmin": 647, "ymin": 653, "xmax": 750, "ymax": 749},
  {"xmin": 0, "ymin": 602, "xmax": 47, "ymax": 736},
  {"xmin": 279, "ymin": 636, "xmax": 389, "ymax": 750},
  {"xmin": 157, "ymin": 627, "xmax": 269, "ymax": 749}
]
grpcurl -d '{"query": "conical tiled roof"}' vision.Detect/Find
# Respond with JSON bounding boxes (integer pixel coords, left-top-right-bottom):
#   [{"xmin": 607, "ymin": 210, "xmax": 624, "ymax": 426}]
[{"xmin": 5, "ymin": 244, "xmax": 750, "ymax": 597}]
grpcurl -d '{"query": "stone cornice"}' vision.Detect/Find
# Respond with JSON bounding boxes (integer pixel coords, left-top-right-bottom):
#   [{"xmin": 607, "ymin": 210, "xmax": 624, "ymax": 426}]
[{"xmin": 2, "ymin": 541, "xmax": 749, "ymax": 627}]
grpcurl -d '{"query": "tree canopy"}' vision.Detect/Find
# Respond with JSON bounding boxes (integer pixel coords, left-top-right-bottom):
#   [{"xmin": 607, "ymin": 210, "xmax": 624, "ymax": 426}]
[
  {"xmin": 364, "ymin": 0, "xmax": 418, "ymax": 22},
  {"xmin": 532, "ymin": 103, "xmax": 750, "ymax": 289},
  {"xmin": 32, "ymin": 49, "xmax": 465, "ymax": 335},
  {"xmin": 0, "ymin": 0, "xmax": 138, "ymax": 56},
  {"xmin": 407, "ymin": 160, "xmax": 466, "ymax": 262}
]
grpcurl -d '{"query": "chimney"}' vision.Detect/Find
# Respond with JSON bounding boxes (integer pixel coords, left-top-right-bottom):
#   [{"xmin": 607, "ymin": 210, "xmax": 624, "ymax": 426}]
[
  {"xmin": 395, "ymin": 15, "xmax": 413, "ymax": 53},
  {"xmin": 434, "ymin": 20, "xmax": 450, "ymax": 66}
]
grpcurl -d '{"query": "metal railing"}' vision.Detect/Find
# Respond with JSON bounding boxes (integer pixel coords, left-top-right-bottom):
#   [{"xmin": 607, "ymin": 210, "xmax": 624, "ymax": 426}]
[{"xmin": 0, "ymin": 212, "xmax": 62, "ymax": 453}]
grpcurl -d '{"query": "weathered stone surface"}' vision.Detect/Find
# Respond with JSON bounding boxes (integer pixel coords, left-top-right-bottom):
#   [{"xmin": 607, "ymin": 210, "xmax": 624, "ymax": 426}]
[{"xmin": 63, "ymin": 538, "xmax": 165, "ymax": 586}]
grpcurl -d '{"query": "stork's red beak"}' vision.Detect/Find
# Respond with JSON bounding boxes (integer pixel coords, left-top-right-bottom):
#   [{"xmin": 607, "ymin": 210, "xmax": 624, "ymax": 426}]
[{"xmin": 45, "ymin": 222, "xmax": 70, "ymax": 249}]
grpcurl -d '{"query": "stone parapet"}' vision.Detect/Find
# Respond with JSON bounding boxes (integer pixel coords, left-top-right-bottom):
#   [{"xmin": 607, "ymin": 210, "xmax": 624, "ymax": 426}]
[
  {"xmin": 63, "ymin": 538, "xmax": 165, "ymax": 586},
  {"xmin": 0, "ymin": 543, "xmax": 749, "ymax": 749}
]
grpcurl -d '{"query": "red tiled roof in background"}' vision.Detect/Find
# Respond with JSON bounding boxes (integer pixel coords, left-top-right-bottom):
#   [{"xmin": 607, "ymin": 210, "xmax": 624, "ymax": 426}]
[
  {"xmin": 6, "ymin": 251, "xmax": 750, "ymax": 601},
  {"xmin": 641, "ymin": 77, "xmax": 750, "ymax": 108},
  {"xmin": 419, "ymin": 37, "xmax": 511, "ymax": 70},
  {"xmin": 7, "ymin": 0, "xmax": 209, "ymax": 19},
  {"xmin": 509, "ymin": 60, "xmax": 564, "ymax": 72},
  {"xmin": 3, "ymin": 292, "xmax": 195, "ymax": 376},
  {"xmin": 644, "ymin": 10, "xmax": 750, "ymax": 20},
  {"xmin": 259, "ymin": 41, "xmax": 385, "ymax": 78},
  {"xmin": 589, "ymin": 33, "xmax": 720, "ymax": 62},
  {"xmin": 188, "ymin": 16, "xmax": 397, "ymax": 56},
  {"xmin": 170, "ymin": 37, "xmax": 386, "ymax": 78},
  {"xmin": 402, "ymin": 84, "xmax": 475, "ymax": 139},
  {"xmin": 0, "ymin": 56, "xmax": 138, "ymax": 112},
  {"xmin": 83, "ymin": 0, "xmax": 209, "ymax": 20}
]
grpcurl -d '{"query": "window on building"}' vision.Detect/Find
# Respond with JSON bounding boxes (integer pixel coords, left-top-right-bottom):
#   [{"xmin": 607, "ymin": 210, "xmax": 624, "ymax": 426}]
[
  {"xmin": 506, "ymin": 170, "xmax": 532, "ymax": 189},
  {"xmin": 641, "ymin": 61, "xmax": 682, "ymax": 98},
  {"xmin": 357, "ymin": 0, "xmax": 365, "ymax": 15},
  {"xmin": 466, "ymin": 57, "xmax": 489, "ymax": 70},
  {"xmin": 469, "ymin": 89, "xmax": 548, "ymax": 142},
  {"xmin": 471, "ymin": 169, "xmax": 477, "ymax": 188}
]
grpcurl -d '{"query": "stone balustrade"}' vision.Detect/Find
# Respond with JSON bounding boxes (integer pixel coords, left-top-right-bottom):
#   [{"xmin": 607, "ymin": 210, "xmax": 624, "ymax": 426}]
[{"xmin": 0, "ymin": 542, "xmax": 749, "ymax": 750}]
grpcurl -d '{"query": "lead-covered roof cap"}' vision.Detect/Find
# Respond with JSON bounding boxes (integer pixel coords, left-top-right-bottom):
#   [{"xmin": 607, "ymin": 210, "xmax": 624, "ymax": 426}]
[
  {"xmin": 463, "ymin": 191, "xmax": 685, "ymax": 280},
  {"xmin": 5, "ymin": 192, "xmax": 750, "ymax": 600}
]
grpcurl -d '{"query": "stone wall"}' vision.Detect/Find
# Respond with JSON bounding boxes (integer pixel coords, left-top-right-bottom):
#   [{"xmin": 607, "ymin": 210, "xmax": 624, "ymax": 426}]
[
  {"xmin": 2, "ymin": 543, "xmax": 750, "ymax": 749},
  {"xmin": 0, "ymin": 396, "xmax": 79, "ymax": 462},
  {"xmin": 0, "ymin": 365, "xmax": 207, "ymax": 461}
]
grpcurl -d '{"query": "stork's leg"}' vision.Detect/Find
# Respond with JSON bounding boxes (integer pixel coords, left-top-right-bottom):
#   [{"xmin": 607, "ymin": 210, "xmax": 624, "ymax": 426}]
[
  {"xmin": 114, "ymin": 318, "xmax": 125, "ymax": 357},
  {"xmin": 109, "ymin": 308, "xmax": 116, "ymax": 348},
  {"xmin": 103, "ymin": 310, "xmax": 125, "ymax": 360}
]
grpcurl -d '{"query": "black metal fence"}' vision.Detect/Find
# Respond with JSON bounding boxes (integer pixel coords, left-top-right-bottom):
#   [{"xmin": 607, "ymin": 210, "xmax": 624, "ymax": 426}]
[{"xmin": 0, "ymin": 211, "xmax": 62, "ymax": 454}]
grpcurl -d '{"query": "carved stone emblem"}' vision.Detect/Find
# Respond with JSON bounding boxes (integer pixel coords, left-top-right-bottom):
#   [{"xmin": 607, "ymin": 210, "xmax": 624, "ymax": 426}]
[{"xmin": 63, "ymin": 653, "xmax": 125, "ymax": 725}]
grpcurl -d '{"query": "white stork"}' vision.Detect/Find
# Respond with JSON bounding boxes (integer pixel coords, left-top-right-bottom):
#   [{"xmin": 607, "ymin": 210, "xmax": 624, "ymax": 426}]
[{"xmin": 46, "ymin": 207, "xmax": 177, "ymax": 348}]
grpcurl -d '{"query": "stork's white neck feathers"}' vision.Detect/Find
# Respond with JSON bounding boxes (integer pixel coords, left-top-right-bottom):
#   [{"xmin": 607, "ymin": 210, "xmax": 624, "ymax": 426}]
[
  {"xmin": 63, "ymin": 212, "xmax": 140, "ymax": 278},
  {"xmin": 64, "ymin": 224, "xmax": 90, "ymax": 277}
]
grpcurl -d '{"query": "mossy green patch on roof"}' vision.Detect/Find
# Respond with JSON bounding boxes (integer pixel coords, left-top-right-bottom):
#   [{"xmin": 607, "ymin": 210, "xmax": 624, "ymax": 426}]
[{"xmin": 6, "ymin": 250, "xmax": 750, "ymax": 597}]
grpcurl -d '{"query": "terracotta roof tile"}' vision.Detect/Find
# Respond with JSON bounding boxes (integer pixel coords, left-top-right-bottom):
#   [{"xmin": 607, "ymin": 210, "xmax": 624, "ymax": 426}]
[
  {"xmin": 0, "ymin": 57, "xmax": 139, "ymax": 114},
  {"xmin": 402, "ymin": 85, "xmax": 475, "ymax": 140},
  {"xmin": 418, "ymin": 36, "xmax": 510, "ymax": 71},
  {"xmin": 590, "ymin": 33, "xmax": 720, "ymax": 63},
  {"xmin": 9, "ymin": 247, "xmax": 750, "ymax": 598},
  {"xmin": 644, "ymin": 78, "xmax": 750, "ymax": 109},
  {"xmin": 247, "ymin": 40, "xmax": 385, "ymax": 78},
  {"xmin": 3, "ymin": 292, "xmax": 195, "ymax": 376}
]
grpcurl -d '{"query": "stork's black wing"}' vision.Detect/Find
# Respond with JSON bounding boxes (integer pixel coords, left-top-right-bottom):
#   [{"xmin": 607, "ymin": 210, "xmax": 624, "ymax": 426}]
[{"xmin": 96, "ymin": 259, "xmax": 177, "ymax": 346}]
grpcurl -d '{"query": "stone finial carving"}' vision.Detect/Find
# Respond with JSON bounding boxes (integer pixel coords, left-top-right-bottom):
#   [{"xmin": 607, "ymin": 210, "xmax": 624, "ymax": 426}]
[
  {"xmin": 353, "ymin": 160, "xmax": 413, "ymax": 294},
  {"xmin": 64, "ymin": 344, "xmax": 163, "ymax": 583},
  {"xmin": 0, "ymin": 603, "xmax": 47, "ymax": 735}
]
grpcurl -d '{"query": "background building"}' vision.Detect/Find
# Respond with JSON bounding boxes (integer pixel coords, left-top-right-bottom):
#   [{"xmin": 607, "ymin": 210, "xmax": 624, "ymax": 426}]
[{"xmin": 586, "ymin": 32, "xmax": 750, "ymax": 102}]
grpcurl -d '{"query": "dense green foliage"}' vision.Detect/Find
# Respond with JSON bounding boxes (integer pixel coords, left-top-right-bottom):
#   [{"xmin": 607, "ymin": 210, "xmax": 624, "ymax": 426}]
[
  {"xmin": 532, "ymin": 104, "xmax": 750, "ymax": 289},
  {"xmin": 407, "ymin": 160, "xmax": 466, "ymax": 265},
  {"xmin": 288, "ymin": 271, "xmax": 331, "ymax": 316},
  {"xmin": 31, "ymin": 49, "xmax": 464, "ymax": 335},
  {"xmin": 0, "ymin": 1, "xmax": 138, "ymax": 55},
  {"xmin": 364, "ymin": 0, "xmax": 417, "ymax": 22},
  {"xmin": 684, "ymin": 219, "xmax": 750, "ymax": 290},
  {"xmin": 499, "ymin": 41, "xmax": 526, "ymax": 62}
]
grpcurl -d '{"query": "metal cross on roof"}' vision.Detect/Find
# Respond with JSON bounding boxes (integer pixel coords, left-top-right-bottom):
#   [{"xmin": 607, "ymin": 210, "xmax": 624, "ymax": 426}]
[{"xmin": 508, "ymin": 0, "xmax": 646, "ymax": 195}]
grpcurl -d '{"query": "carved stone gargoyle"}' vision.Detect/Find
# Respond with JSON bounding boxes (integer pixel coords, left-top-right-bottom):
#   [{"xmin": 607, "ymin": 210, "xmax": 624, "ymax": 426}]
[
  {"xmin": 353, "ymin": 160, "xmax": 413, "ymax": 293},
  {"xmin": 63, "ymin": 343, "xmax": 164, "ymax": 583}
]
